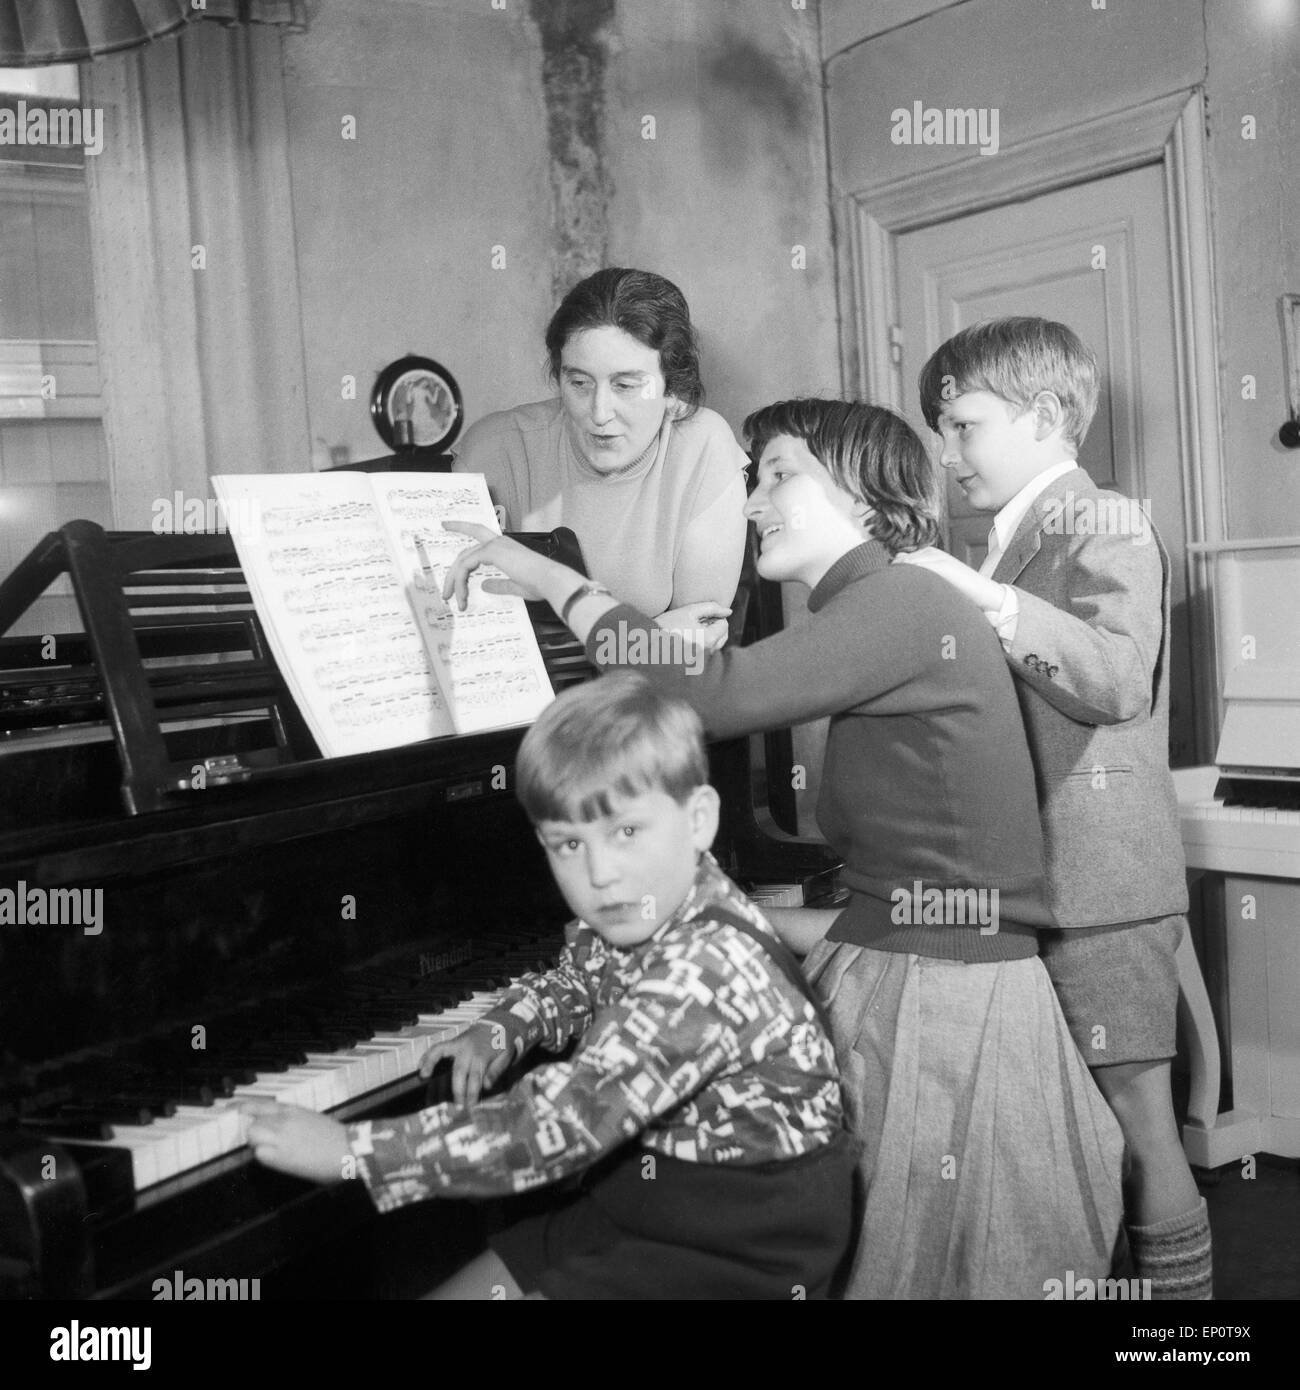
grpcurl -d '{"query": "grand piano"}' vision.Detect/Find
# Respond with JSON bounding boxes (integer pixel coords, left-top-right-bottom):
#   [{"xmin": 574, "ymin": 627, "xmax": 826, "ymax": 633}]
[
  {"xmin": 0, "ymin": 521, "xmax": 838, "ymax": 1299},
  {"xmin": 1173, "ymin": 540, "xmax": 1300, "ymax": 1167}
]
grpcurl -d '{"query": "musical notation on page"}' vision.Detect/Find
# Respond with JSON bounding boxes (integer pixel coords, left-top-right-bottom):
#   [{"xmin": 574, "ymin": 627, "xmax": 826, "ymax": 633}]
[{"xmin": 210, "ymin": 471, "xmax": 553, "ymax": 756}]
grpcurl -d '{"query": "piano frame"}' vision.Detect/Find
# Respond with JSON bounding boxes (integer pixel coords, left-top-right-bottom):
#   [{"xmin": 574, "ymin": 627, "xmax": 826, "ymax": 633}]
[{"xmin": 0, "ymin": 521, "xmax": 842, "ymax": 1298}]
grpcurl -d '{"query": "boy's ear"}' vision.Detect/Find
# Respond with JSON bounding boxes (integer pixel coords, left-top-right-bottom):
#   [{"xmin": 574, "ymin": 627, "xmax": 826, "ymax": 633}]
[
  {"xmin": 688, "ymin": 784, "xmax": 721, "ymax": 852},
  {"xmin": 1030, "ymin": 390, "xmax": 1066, "ymax": 439}
]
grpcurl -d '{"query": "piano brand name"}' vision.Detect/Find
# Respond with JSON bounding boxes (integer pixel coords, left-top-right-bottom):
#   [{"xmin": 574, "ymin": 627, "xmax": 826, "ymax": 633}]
[
  {"xmin": 0, "ymin": 881, "xmax": 102, "ymax": 935},
  {"xmin": 151, "ymin": 491, "xmax": 263, "ymax": 536},
  {"xmin": 151, "ymin": 1270, "xmax": 261, "ymax": 1300},
  {"xmin": 420, "ymin": 941, "xmax": 475, "ymax": 976}
]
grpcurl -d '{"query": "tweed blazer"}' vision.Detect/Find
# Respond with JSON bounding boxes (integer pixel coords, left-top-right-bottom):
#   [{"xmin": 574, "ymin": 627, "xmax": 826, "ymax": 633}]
[{"xmin": 994, "ymin": 467, "xmax": 1189, "ymax": 928}]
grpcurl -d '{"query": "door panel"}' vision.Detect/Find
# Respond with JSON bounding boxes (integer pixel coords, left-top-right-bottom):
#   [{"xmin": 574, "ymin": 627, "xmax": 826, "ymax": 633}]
[{"xmin": 893, "ymin": 164, "xmax": 1196, "ymax": 764}]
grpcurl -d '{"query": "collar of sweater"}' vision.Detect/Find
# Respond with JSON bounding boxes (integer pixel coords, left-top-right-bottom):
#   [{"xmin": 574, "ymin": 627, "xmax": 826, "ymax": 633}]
[{"xmin": 807, "ymin": 540, "xmax": 893, "ymax": 613}]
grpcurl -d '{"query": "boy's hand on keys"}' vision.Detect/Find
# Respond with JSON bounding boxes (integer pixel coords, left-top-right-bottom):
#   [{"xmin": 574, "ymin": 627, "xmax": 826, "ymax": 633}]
[
  {"xmin": 418, "ymin": 1025, "xmax": 512, "ymax": 1107},
  {"xmin": 240, "ymin": 1101, "xmax": 352, "ymax": 1184},
  {"xmin": 894, "ymin": 546, "xmax": 1004, "ymax": 613}
]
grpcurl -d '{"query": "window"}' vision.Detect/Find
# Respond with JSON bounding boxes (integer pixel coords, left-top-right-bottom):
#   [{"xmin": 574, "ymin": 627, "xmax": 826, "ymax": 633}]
[{"xmin": 0, "ymin": 64, "xmax": 108, "ymax": 636}]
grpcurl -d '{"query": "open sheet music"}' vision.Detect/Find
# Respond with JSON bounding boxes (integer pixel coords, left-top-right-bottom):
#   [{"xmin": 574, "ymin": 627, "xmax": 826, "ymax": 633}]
[{"xmin": 210, "ymin": 472, "xmax": 553, "ymax": 757}]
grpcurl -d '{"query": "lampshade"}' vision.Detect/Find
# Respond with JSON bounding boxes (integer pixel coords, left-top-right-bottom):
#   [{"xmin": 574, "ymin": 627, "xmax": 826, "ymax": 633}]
[{"xmin": 0, "ymin": 0, "xmax": 305, "ymax": 67}]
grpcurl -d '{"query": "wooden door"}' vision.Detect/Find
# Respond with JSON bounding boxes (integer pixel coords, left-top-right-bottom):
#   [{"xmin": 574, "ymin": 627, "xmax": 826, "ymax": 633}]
[{"xmin": 893, "ymin": 163, "xmax": 1197, "ymax": 764}]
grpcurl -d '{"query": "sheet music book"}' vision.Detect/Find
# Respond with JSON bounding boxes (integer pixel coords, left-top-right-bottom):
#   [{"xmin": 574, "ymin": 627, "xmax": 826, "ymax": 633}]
[{"xmin": 210, "ymin": 472, "xmax": 553, "ymax": 757}]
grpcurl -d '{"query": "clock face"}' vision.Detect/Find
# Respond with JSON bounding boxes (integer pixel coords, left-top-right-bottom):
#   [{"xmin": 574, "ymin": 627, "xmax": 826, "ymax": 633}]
[{"xmin": 371, "ymin": 356, "xmax": 464, "ymax": 450}]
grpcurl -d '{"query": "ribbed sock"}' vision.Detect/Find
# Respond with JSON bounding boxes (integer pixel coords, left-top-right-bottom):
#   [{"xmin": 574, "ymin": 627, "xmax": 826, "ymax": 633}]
[{"xmin": 1127, "ymin": 1197, "xmax": 1213, "ymax": 1299}]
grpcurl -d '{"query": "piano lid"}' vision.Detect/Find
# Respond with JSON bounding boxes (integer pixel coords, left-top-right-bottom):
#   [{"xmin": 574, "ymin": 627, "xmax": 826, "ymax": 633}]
[{"xmin": 1206, "ymin": 541, "xmax": 1300, "ymax": 775}]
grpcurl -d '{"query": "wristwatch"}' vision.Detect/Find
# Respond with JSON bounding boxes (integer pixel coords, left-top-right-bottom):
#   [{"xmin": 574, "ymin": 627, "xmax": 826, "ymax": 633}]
[{"xmin": 560, "ymin": 581, "xmax": 613, "ymax": 628}]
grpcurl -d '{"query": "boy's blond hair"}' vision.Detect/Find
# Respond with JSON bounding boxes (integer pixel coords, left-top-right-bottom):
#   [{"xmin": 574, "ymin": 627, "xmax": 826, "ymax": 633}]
[
  {"xmin": 517, "ymin": 674, "xmax": 707, "ymax": 824},
  {"xmin": 918, "ymin": 317, "xmax": 1100, "ymax": 451}
]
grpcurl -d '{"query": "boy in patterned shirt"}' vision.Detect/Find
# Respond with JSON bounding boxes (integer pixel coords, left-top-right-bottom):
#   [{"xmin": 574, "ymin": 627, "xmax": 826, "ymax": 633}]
[{"xmin": 243, "ymin": 674, "xmax": 853, "ymax": 1299}]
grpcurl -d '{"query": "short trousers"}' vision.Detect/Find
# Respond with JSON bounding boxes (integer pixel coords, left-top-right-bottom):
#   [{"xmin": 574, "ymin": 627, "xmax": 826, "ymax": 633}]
[
  {"xmin": 1038, "ymin": 914, "xmax": 1185, "ymax": 1065},
  {"xmin": 490, "ymin": 1133, "xmax": 858, "ymax": 1300}
]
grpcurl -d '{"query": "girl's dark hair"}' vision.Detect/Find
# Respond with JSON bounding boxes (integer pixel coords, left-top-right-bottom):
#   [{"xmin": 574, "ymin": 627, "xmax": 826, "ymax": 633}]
[
  {"xmin": 743, "ymin": 398, "xmax": 942, "ymax": 554},
  {"xmin": 545, "ymin": 268, "xmax": 704, "ymax": 418}
]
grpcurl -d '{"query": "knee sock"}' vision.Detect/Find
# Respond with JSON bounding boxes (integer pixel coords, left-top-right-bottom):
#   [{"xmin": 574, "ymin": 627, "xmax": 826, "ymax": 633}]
[{"xmin": 1126, "ymin": 1198, "xmax": 1213, "ymax": 1299}]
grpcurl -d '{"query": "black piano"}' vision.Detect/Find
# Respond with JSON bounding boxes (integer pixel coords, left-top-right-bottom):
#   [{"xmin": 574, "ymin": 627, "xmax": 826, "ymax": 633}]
[{"xmin": 0, "ymin": 522, "xmax": 839, "ymax": 1300}]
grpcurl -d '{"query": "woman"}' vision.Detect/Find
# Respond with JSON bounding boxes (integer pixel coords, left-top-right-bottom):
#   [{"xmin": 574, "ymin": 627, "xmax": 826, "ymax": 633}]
[
  {"xmin": 451, "ymin": 267, "xmax": 748, "ymax": 641},
  {"xmin": 441, "ymin": 398, "xmax": 1125, "ymax": 1299}
]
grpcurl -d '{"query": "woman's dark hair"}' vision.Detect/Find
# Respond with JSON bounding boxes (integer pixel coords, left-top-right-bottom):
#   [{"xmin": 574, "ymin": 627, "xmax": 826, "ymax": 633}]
[
  {"xmin": 544, "ymin": 268, "xmax": 704, "ymax": 418},
  {"xmin": 743, "ymin": 398, "xmax": 942, "ymax": 553}
]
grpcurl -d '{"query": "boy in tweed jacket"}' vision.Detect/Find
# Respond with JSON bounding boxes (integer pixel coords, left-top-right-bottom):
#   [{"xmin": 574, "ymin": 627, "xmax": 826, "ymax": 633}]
[{"xmin": 902, "ymin": 317, "xmax": 1212, "ymax": 1300}]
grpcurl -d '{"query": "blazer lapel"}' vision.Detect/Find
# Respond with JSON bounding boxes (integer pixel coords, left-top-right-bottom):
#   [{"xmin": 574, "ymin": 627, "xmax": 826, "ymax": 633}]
[{"xmin": 992, "ymin": 467, "xmax": 1093, "ymax": 584}]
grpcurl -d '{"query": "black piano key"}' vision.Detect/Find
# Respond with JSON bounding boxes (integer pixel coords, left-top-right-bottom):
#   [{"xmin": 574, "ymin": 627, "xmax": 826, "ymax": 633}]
[
  {"xmin": 212, "ymin": 1049, "xmax": 306, "ymax": 1071},
  {"xmin": 159, "ymin": 1067, "xmax": 252, "ymax": 1090},
  {"xmin": 116, "ymin": 1073, "xmax": 220, "ymax": 1106},
  {"xmin": 50, "ymin": 1103, "xmax": 155, "ymax": 1127},
  {"xmin": 99, "ymin": 1093, "xmax": 178, "ymax": 1118},
  {"xmin": 13, "ymin": 1084, "xmax": 77, "ymax": 1114},
  {"xmin": 17, "ymin": 1115, "xmax": 114, "ymax": 1141}
]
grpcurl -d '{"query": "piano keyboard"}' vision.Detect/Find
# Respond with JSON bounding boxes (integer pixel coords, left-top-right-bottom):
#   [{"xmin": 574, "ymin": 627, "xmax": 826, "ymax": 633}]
[
  {"xmin": 1173, "ymin": 765, "xmax": 1300, "ymax": 877},
  {"xmin": 6, "ymin": 937, "xmax": 557, "ymax": 1198}
]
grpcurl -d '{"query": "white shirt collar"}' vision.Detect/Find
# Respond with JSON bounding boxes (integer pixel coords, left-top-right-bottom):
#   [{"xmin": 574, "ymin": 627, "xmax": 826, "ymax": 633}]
[{"xmin": 989, "ymin": 458, "xmax": 1079, "ymax": 555}]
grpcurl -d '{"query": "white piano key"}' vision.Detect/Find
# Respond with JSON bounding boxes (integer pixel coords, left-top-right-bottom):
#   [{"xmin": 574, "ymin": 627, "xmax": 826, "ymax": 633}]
[
  {"xmin": 354, "ymin": 1044, "xmax": 406, "ymax": 1085},
  {"xmin": 68, "ymin": 1131, "xmax": 162, "ymax": 1191},
  {"xmin": 65, "ymin": 974, "xmax": 530, "ymax": 1194},
  {"xmin": 298, "ymin": 1062, "xmax": 354, "ymax": 1109}
]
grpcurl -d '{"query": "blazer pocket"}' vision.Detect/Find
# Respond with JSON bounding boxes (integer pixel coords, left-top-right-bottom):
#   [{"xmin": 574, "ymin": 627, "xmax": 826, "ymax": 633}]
[
  {"xmin": 1045, "ymin": 765, "xmax": 1140, "ymax": 837},
  {"xmin": 1057, "ymin": 764, "xmax": 1134, "ymax": 789}
]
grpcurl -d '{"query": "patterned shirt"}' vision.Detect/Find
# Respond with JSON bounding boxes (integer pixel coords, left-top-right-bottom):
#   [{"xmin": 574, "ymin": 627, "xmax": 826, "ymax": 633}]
[{"xmin": 347, "ymin": 854, "xmax": 843, "ymax": 1211}]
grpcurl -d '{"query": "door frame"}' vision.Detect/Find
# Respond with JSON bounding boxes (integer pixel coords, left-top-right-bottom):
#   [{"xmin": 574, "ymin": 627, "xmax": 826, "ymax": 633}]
[{"xmin": 836, "ymin": 89, "xmax": 1224, "ymax": 762}]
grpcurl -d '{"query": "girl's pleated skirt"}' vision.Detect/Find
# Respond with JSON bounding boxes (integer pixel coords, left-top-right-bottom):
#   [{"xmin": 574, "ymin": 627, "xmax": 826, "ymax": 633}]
[{"xmin": 803, "ymin": 939, "xmax": 1126, "ymax": 1300}]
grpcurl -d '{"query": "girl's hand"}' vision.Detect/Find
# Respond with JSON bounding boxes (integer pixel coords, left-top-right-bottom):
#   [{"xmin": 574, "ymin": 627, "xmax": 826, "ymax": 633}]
[
  {"xmin": 657, "ymin": 602, "xmax": 731, "ymax": 651},
  {"xmin": 240, "ymin": 1101, "xmax": 353, "ymax": 1184},
  {"xmin": 439, "ymin": 520, "xmax": 555, "ymax": 609}
]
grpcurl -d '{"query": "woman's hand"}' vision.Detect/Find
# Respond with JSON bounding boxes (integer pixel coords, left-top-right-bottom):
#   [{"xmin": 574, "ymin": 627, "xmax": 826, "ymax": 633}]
[
  {"xmin": 240, "ymin": 1101, "xmax": 353, "ymax": 1184},
  {"xmin": 657, "ymin": 602, "xmax": 731, "ymax": 652},
  {"xmin": 440, "ymin": 520, "xmax": 561, "ymax": 608}
]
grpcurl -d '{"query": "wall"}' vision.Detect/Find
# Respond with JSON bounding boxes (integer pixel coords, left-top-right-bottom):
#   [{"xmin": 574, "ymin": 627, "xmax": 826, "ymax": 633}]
[
  {"xmin": 1204, "ymin": 0, "xmax": 1300, "ymax": 538},
  {"xmin": 281, "ymin": 0, "xmax": 839, "ymax": 465},
  {"xmin": 821, "ymin": 0, "xmax": 1300, "ymax": 540}
]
